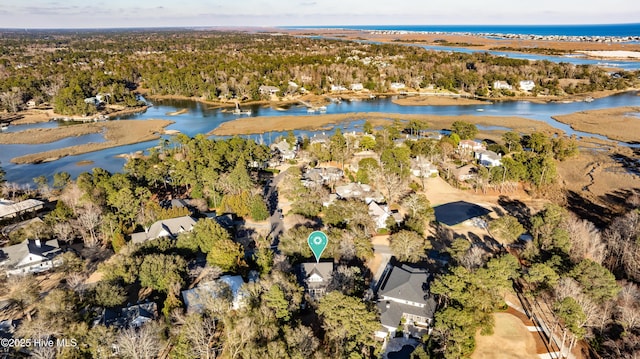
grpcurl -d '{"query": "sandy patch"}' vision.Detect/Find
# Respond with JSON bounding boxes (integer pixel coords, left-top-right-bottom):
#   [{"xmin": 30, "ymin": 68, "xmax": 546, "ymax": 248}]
[
  {"xmin": 166, "ymin": 108, "xmax": 189, "ymax": 116},
  {"xmin": 209, "ymin": 112, "xmax": 559, "ymax": 137},
  {"xmin": 5, "ymin": 109, "xmax": 55, "ymax": 125},
  {"xmin": 472, "ymin": 312, "xmax": 538, "ymax": 359},
  {"xmin": 577, "ymin": 50, "xmax": 640, "ymax": 59},
  {"xmin": 9, "ymin": 119, "xmax": 173, "ymax": 164},
  {"xmin": 553, "ymin": 106, "xmax": 640, "ymax": 143},
  {"xmin": 392, "ymin": 96, "xmax": 490, "ymax": 106},
  {"xmin": 0, "ymin": 124, "xmax": 103, "ymax": 144}
]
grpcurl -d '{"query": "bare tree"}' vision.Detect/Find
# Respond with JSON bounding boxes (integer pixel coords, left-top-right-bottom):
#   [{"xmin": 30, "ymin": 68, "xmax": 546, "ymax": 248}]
[
  {"xmin": 460, "ymin": 245, "xmax": 486, "ymax": 271},
  {"xmin": 74, "ymin": 203, "xmax": 102, "ymax": 247},
  {"xmin": 617, "ymin": 282, "xmax": 640, "ymax": 331},
  {"xmin": 53, "ymin": 221, "xmax": 74, "ymax": 243},
  {"xmin": 116, "ymin": 322, "xmax": 162, "ymax": 359},
  {"xmin": 565, "ymin": 215, "xmax": 605, "ymax": 264},
  {"xmin": 372, "ymin": 170, "xmax": 407, "ymax": 204},
  {"xmin": 0, "ymin": 89, "xmax": 23, "ymax": 113}
]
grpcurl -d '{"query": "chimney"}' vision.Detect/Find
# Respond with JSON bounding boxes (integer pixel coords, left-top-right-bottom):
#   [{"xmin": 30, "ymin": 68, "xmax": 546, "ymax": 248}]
[{"xmin": 35, "ymin": 239, "xmax": 41, "ymax": 248}]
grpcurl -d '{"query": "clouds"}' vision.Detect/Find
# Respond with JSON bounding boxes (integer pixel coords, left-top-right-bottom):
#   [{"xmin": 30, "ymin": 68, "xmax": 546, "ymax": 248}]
[{"xmin": 0, "ymin": 0, "xmax": 638, "ymax": 28}]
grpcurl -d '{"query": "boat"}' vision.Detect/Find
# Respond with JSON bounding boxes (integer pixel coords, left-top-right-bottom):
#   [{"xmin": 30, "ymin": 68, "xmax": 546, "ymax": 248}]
[
  {"xmin": 584, "ymin": 97, "xmax": 594, "ymax": 103},
  {"xmin": 476, "ymin": 108, "xmax": 484, "ymax": 112},
  {"xmin": 307, "ymin": 108, "xmax": 316, "ymax": 113},
  {"xmin": 232, "ymin": 103, "xmax": 252, "ymax": 115},
  {"xmin": 0, "ymin": 124, "xmax": 8, "ymax": 131},
  {"xmin": 318, "ymin": 106, "xmax": 327, "ymax": 112}
]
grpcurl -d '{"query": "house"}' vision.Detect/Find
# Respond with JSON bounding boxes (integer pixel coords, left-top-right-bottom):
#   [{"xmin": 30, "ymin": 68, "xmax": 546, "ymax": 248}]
[
  {"xmin": 302, "ymin": 167, "xmax": 344, "ymax": 187},
  {"xmin": 330, "ymin": 84, "xmax": 347, "ymax": 92},
  {"xmin": 519, "ymin": 80, "xmax": 535, "ymax": 92},
  {"xmin": 26, "ymin": 99, "xmax": 37, "ymax": 108},
  {"xmin": 182, "ymin": 275, "xmax": 248, "ymax": 313},
  {"xmin": 350, "ymin": 83, "xmax": 364, "ymax": 91},
  {"xmin": 0, "ymin": 239, "xmax": 63, "ymax": 276},
  {"xmin": 0, "ymin": 199, "xmax": 45, "ymax": 219},
  {"xmin": 309, "ymin": 133, "xmax": 330, "ymax": 145},
  {"xmin": 475, "ymin": 150, "xmax": 502, "ymax": 167},
  {"xmin": 458, "ymin": 140, "xmax": 486, "ymax": 153},
  {"xmin": 259, "ymin": 85, "xmax": 280, "ymax": 96},
  {"xmin": 376, "ymin": 264, "xmax": 437, "ymax": 338},
  {"xmin": 389, "ymin": 82, "xmax": 406, "ymax": 91},
  {"xmin": 335, "ymin": 183, "xmax": 385, "ymax": 204},
  {"xmin": 98, "ymin": 302, "xmax": 157, "ymax": 329},
  {"xmin": 270, "ymin": 139, "xmax": 296, "ymax": 160},
  {"xmin": 492, "ymin": 81, "xmax": 513, "ymax": 90},
  {"xmin": 297, "ymin": 262, "xmax": 333, "ymax": 299},
  {"xmin": 411, "ymin": 157, "xmax": 439, "ymax": 177},
  {"xmin": 368, "ymin": 202, "xmax": 402, "ymax": 229},
  {"xmin": 84, "ymin": 97, "xmax": 100, "ymax": 106},
  {"xmin": 130, "ymin": 215, "xmax": 197, "ymax": 244},
  {"xmin": 452, "ymin": 164, "xmax": 477, "ymax": 182}
]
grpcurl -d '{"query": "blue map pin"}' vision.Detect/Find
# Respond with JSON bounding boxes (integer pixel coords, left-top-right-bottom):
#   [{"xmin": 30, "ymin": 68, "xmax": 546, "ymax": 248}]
[{"xmin": 307, "ymin": 231, "xmax": 328, "ymax": 262}]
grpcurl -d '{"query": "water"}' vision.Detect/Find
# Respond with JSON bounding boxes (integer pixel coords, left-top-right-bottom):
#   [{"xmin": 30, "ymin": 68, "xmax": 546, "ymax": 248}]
[
  {"xmin": 288, "ymin": 23, "xmax": 640, "ymax": 38},
  {"xmin": 3, "ymin": 92, "xmax": 640, "ymax": 184}
]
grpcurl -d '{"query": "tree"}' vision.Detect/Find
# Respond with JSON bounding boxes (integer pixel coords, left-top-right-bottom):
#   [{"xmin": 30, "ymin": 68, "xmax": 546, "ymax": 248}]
[
  {"xmin": 139, "ymin": 254, "xmax": 187, "ymax": 292},
  {"xmin": 317, "ymin": 292, "xmax": 380, "ymax": 358},
  {"xmin": 53, "ymin": 171, "xmax": 71, "ymax": 189},
  {"xmin": 389, "ymin": 230, "xmax": 431, "ymax": 263},
  {"xmin": 116, "ymin": 322, "xmax": 163, "ymax": 359},
  {"xmin": 489, "ymin": 215, "xmax": 524, "ymax": 245},
  {"xmin": 451, "ymin": 121, "xmax": 478, "ymax": 140},
  {"xmin": 93, "ymin": 280, "xmax": 127, "ymax": 307},
  {"xmin": 355, "ymin": 157, "xmax": 379, "ymax": 184},
  {"xmin": 502, "ymin": 131, "xmax": 522, "ymax": 153},
  {"xmin": 206, "ymin": 236, "xmax": 244, "ymax": 272},
  {"xmin": 381, "ymin": 146, "xmax": 411, "ymax": 178},
  {"xmin": 363, "ymin": 120, "xmax": 374, "ymax": 134},
  {"xmin": 570, "ymin": 259, "xmax": 620, "ymax": 304},
  {"xmin": 402, "ymin": 193, "xmax": 434, "ymax": 221}
]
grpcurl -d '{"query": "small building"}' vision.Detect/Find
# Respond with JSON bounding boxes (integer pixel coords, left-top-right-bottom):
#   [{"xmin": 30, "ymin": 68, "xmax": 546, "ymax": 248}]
[
  {"xmin": 182, "ymin": 275, "xmax": 248, "ymax": 313},
  {"xmin": 376, "ymin": 264, "xmax": 437, "ymax": 339},
  {"xmin": 98, "ymin": 302, "xmax": 157, "ymax": 329},
  {"xmin": 519, "ymin": 80, "xmax": 535, "ymax": 92},
  {"xmin": 0, "ymin": 239, "xmax": 63, "ymax": 276},
  {"xmin": 297, "ymin": 262, "xmax": 334, "ymax": 300},
  {"xmin": 452, "ymin": 164, "xmax": 477, "ymax": 182},
  {"xmin": 492, "ymin": 81, "xmax": 513, "ymax": 90},
  {"xmin": 26, "ymin": 100, "xmax": 37, "ymax": 108},
  {"xmin": 458, "ymin": 140, "xmax": 486, "ymax": 153},
  {"xmin": 350, "ymin": 83, "xmax": 364, "ymax": 91},
  {"xmin": 411, "ymin": 157, "xmax": 439, "ymax": 178},
  {"xmin": 475, "ymin": 150, "xmax": 502, "ymax": 167},
  {"xmin": 130, "ymin": 216, "xmax": 197, "ymax": 244},
  {"xmin": 330, "ymin": 84, "xmax": 347, "ymax": 92},
  {"xmin": 389, "ymin": 82, "xmax": 406, "ymax": 91},
  {"xmin": 259, "ymin": 85, "xmax": 280, "ymax": 96},
  {"xmin": 84, "ymin": 97, "xmax": 100, "ymax": 106},
  {"xmin": 0, "ymin": 199, "xmax": 45, "ymax": 220}
]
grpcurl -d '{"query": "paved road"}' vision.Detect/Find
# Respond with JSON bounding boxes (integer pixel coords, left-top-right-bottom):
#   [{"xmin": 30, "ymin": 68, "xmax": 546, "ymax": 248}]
[{"xmin": 264, "ymin": 171, "xmax": 286, "ymax": 248}]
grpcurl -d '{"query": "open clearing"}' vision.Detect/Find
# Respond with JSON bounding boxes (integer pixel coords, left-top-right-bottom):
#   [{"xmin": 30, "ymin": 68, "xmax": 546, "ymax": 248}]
[{"xmin": 471, "ymin": 312, "xmax": 538, "ymax": 359}]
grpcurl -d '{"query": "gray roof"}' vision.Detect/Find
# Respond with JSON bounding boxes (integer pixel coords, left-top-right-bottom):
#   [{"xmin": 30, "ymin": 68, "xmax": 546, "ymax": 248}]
[
  {"xmin": 377, "ymin": 264, "xmax": 431, "ymax": 305},
  {"xmin": 101, "ymin": 302, "xmax": 157, "ymax": 329},
  {"xmin": 0, "ymin": 199, "xmax": 44, "ymax": 218},
  {"xmin": 130, "ymin": 216, "xmax": 197, "ymax": 244},
  {"xmin": 0, "ymin": 239, "xmax": 60, "ymax": 269},
  {"xmin": 298, "ymin": 262, "xmax": 334, "ymax": 291},
  {"xmin": 377, "ymin": 298, "xmax": 436, "ymax": 330}
]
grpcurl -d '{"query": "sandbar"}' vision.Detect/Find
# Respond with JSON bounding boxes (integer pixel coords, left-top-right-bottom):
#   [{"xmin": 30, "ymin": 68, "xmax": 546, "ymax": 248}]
[
  {"xmin": 553, "ymin": 107, "xmax": 640, "ymax": 143},
  {"xmin": 209, "ymin": 112, "xmax": 558, "ymax": 138},
  {"xmin": 392, "ymin": 96, "xmax": 490, "ymax": 106},
  {"xmin": 10, "ymin": 119, "xmax": 174, "ymax": 164},
  {"xmin": 576, "ymin": 50, "xmax": 640, "ymax": 60}
]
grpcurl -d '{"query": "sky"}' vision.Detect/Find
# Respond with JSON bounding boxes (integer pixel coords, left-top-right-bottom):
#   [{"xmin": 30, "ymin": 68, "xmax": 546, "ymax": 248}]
[{"xmin": 0, "ymin": 0, "xmax": 639, "ymax": 29}]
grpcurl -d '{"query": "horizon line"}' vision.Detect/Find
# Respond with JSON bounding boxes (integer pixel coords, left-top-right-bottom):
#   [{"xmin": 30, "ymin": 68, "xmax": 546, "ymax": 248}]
[{"xmin": 0, "ymin": 22, "xmax": 639, "ymax": 31}]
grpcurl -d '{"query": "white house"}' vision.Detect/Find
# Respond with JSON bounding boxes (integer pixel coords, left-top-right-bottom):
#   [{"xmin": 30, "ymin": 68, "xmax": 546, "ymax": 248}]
[
  {"xmin": 259, "ymin": 85, "xmax": 280, "ymax": 96},
  {"xmin": 475, "ymin": 150, "xmax": 502, "ymax": 167},
  {"xmin": 297, "ymin": 262, "xmax": 333, "ymax": 299},
  {"xmin": 492, "ymin": 81, "xmax": 513, "ymax": 90},
  {"xmin": 350, "ymin": 83, "xmax": 364, "ymax": 91},
  {"xmin": 1, "ymin": 239, "xmax": 63, "ymax": 276},
  {"xmin": 519, "ymin": 80, "xmax": 535, "ymax": 92},
  {"xmin": 376, "ymin": 264, "xmax": 437, "ymax": 339},
  {"xmin": 368, "ymin": 202, "xmax": 402, "ymax": 229},
  {"xmin": 411, "ymin": 157, "xmax": 439, "ymax": 178},
  {"xmin": 182, "ymin": 275, "xmax": 248, "ymax": 312},
  {"xmin": 330, "ymin": 84, "xmax": 347, "ymax": 92},
  {"xmin": 130, "ymin": 215, "xmax": 197, "ymax": 244},
  {"xmin": 270, "ymin": 139, "xmax": 296, "ymax": 160},
  {"xmin": 335, "ymin": 183, "xmax": 385, "ymax": 204},
  {"xmin": 389, "ymin": 82, "xmax": 406, "ymax": 91},
  {"xmin": 458, "ymin": 140, "xmax": 486, "ymax": 153}
]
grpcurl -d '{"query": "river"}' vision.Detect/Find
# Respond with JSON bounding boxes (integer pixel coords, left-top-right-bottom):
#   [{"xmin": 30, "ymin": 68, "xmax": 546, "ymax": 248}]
[{"xmin": 2, "ymin": 92, "xmax": 640, "ymax": 184}]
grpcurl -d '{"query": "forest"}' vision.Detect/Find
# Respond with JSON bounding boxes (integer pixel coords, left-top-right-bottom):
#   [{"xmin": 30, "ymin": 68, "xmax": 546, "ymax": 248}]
[{"xmin": 0, "ymin": 30, "xmax": 638, "ymax": 115}]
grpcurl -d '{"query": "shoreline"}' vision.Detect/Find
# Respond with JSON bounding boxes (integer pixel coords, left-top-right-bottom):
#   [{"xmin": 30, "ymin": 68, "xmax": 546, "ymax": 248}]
[
  {"xmin": 282, "ymin": 28, "xmax": 640, "ymax": 61},
  {"xmin": 552, "ymin": 107, "xmax": 640, "ymax": 143},
  {"xmin": 10, "ymin": 119, "xmax": 173, "ymax": 164},
  {"xmin": 6, "ymin": 105, "xmax": 149, "ymax": 125}
]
